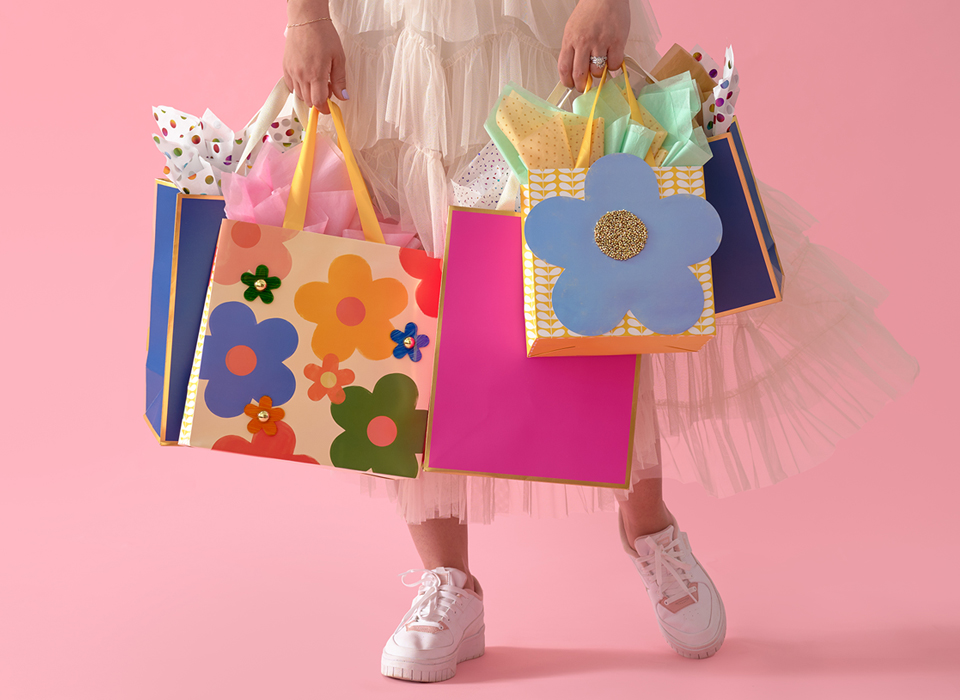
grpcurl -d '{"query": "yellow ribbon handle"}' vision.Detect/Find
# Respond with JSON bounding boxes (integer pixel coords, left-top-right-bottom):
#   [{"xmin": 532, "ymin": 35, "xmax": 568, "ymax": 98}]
[
  {"xmin": 282, "ymin": 102, "xmax": 386, "ymax": 245},
  {"xmin": 621, "ymin": 68, "xmax": 644, "ymax": 124},
  {"xmin": 575, "ymin": 65, "xmax": 608, "ymax": 169}
]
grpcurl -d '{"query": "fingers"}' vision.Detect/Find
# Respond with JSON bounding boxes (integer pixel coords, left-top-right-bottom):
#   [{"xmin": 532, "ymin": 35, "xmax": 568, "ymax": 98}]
[
  {"xmin": 572, "ymin": 46, "xmax": 591, "ymax": 93},
  {"xmin": 310, "ymin": 79, "xmax": 330, "ymax": 114},
  {"xmin": 589, "ymin": 49, "xmax": 607, "ymax": 79},
  {"xmin": 330, "ymin": 54, "xmax": 348, "ymax": 102},
  {"xmin": 607, "ymin": 45, "xmax": 626, "ymax": 75},
  {"xmin": 558, "ymin": 45, "xmax": 576, "ymax": 90}
]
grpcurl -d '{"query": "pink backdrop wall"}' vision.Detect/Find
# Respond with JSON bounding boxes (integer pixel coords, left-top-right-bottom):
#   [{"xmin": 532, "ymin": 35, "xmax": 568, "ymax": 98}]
[{"xmin": 2, "ymin": 1, "xmax": 957, "ymax": 698}]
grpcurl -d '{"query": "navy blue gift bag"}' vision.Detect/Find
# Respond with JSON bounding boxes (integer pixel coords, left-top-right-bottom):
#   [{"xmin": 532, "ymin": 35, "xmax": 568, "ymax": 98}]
[
  {"xmin": 145, "ymin": 180, "xmax": 224, "ymax": 444},
  {"xmin": 704, "ymin": 118, "xmax": 784, "ymax": 316}
]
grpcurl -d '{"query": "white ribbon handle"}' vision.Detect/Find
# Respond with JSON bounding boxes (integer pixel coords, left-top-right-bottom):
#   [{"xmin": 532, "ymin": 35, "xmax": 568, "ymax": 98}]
[{"xmin": 232, "ymin": 79, "xmax": 312, "ymax": 173}]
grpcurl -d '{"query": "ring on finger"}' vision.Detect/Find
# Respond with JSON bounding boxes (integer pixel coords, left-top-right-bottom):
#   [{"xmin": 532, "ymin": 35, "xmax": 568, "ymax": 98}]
[{"xmin": 589, "ymin": 55, "xmax": 608, "ymax": 68}]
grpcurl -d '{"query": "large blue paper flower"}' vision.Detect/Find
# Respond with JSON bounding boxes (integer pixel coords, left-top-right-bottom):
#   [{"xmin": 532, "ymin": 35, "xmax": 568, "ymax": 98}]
[
  {"xmin": 524, "ymin": 153, "xmax": 722, "ymax": 336},
  {"xmin": 199, "ymin": 301, "xmax": 299, "ymax": 418}
]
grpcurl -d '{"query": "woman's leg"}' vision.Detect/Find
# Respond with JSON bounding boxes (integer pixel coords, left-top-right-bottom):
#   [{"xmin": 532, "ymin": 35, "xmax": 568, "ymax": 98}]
[
  {"xmin": 618, "ymin": 477, "xmax": 677, "ymax": 543},
  {"xmin": 407, "ymin": 517, "xmax": 478, "ymax": 593}
]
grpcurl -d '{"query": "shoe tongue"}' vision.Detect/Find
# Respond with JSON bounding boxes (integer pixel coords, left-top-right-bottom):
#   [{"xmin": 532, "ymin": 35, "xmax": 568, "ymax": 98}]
[
  {"xmin": 632, "ymin": 524, "xmax": 677, "ymax": 557},
  {"xmin": 431, "ymin": 567, "xmax": 468, "ymax": 589}
]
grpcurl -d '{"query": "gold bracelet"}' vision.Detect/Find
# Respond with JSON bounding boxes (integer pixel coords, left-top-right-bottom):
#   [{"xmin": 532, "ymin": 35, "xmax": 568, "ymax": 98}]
[{"xmin": 287, "ymin": 17, "xmax": 332, "ymax": 28}]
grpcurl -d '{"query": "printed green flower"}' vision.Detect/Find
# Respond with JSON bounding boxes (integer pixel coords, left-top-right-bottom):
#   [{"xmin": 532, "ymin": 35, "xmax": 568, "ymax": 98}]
[
  {"xmin": 329, "ymin": 373, "xmax": 427, "ymax": 478},
  {"xmin": 241, "ymin": 264, "xmax": 281, "ymax": 304}
]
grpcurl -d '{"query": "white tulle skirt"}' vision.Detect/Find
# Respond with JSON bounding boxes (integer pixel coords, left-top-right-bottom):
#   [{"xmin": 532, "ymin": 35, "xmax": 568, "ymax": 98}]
[{"xmin": 321, "ymin": 0, "xmax": 919, "ymax": 524}]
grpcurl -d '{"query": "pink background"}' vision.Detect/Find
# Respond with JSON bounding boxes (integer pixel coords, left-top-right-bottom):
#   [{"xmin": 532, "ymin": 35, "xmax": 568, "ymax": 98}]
[{"xmin": 2, "ymin": 1, "xmax": 958, "ymax": 697}]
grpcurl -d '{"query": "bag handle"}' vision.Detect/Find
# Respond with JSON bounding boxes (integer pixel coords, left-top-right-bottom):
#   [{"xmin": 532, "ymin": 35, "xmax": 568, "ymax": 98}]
[
  {"xmin": 495, "ymin": 56, "xmax": 656, "ymax": 210},
  {"xmin": 282, "ymin": 101, "xmax": 386, "ymax": 244},
  {"xmin": 233, "ymin": 79, "xmax": 310, "ymax": 174}
]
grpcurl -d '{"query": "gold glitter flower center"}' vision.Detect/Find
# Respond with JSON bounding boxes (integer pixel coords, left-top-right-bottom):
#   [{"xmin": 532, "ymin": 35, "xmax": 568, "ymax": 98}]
[{"xmin": 594, "ymin": 210, "xmax": 648, "ymax": 261}]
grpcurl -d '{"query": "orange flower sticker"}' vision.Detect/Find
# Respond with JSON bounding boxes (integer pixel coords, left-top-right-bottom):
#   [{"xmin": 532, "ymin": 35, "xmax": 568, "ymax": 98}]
[
  {"xmin": 294, "ymin": 254, "xmax": 408, "ymax": 361},
  {"xmin": 244, "ymin": 396, "xmax": 286, "ymax": 436},
  {"xmin": 304, "ymin": 354, "xmax": 355, "ymax": 404}
]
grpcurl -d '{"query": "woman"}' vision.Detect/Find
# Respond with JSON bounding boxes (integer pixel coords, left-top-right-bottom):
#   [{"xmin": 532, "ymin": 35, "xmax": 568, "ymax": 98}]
[{"xmin": 281, "ymin": 0, "xmax": 918, "ymax": 682}]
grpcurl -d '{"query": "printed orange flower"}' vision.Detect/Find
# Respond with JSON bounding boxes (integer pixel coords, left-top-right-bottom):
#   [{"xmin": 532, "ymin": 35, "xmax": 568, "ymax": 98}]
[
  {"xmin": 243, "ymin": 395, "xmax": 286, "ymax": 436},
  {"xmin": 304, "ymin": 354, "xmax": 355, "ymax": 404},
  {"xmin": 213, "ymin": 221, "xmax": 298, "ymax": 285},
  {"xmin": 294, "ymin": 254, "xmax": 408, "ymax": 361}
]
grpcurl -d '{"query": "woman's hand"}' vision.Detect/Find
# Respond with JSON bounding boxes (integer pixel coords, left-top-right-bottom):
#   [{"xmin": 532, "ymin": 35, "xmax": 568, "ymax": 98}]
[
  {"xmin": 558, "ymin": 0, "xmax": 631, "ymax": 92},
  {"xmin": 283, "ymin": 0, "xmax": 347, "ymax": 114}
]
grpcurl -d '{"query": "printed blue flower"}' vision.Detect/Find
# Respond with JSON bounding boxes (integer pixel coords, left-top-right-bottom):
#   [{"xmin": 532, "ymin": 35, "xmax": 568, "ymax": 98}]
[
  {"xmin": 199, "ymin": 301, "xmax": 299, "ymax": 418},
  {"xmin": 524, "ymin": 153, "xmax": 723, "ymax": 336},
  {"xmin": 391, "ymin": 322, "xmax": 430, "ymax": 363}
]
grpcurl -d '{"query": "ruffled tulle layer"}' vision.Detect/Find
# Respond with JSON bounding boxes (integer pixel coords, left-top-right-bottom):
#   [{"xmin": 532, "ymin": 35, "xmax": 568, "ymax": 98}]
[{"xmin": 322, "ymin": 0, "xmax": 661, "ymax": 256}]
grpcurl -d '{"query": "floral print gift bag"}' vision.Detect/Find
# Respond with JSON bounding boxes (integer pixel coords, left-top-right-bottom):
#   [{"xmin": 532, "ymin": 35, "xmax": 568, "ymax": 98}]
[{"xmin": 179, "ymin": 102, "xmax": 441, "ymax": 479}]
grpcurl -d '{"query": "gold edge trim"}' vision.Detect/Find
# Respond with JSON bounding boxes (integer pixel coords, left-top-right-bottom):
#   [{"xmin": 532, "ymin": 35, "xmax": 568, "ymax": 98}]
[
  {"xmin": 155, "ymin": 178, "xmax": 225, "ymax": 201},
  {"xmin": 144, "ymin": 413, "xmax": 178, "ymax": 446},
  {"xmin": 422, "ymin": 465, "xmax": 630, "ymax": 489},
  {"xmin": 423, "ymin": 207, "xmax": 462, "ymax": 472},
  {"xmin": 159, "ymin": 194, "xmax": 184, "ymax": 442},
  {"xmin": 624, "ymin": 355, "xmax": 641, "ymax": 488},
  {"xmin": 714, "ymin": 295, "xmax": 782, "ymax": 318},
  {"xmin": 720, "ymin": 118, "xmax": 783, "ymax": 297}
]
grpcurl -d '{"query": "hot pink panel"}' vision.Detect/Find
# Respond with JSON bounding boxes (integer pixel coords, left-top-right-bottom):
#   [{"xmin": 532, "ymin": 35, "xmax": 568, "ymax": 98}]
[{"xmin": 427, "ymin": 209, "xmax": 638, "ymax": 485}]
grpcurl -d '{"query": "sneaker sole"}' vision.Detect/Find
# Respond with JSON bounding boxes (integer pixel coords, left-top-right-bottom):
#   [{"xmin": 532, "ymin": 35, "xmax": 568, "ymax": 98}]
[
  {"xmin": 662, "ymin": 603, "xmax": 726, "ymax": 659},
  {"xmin": 381, "ymin": 626, "xmax": 485, "ymax": 683}
]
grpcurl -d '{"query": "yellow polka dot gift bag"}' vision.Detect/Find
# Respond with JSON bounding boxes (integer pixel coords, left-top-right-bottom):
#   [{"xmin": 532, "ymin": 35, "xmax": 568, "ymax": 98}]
[
  {"xmin": 491, "ymin": 64, "xmax": 724, "ymax": 357},
  {"xmin": 178, "ymin": 102, "xmax": 440, "ymax": 478}
]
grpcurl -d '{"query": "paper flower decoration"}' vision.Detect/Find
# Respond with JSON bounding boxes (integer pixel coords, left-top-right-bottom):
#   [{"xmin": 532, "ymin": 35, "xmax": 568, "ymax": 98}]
[
  {"xmin": 294, "ymin": 254, "xmax": 408, "ymax": 361},
  {"xmin": 241, "ymin": 265, "xmax": 282, "ymax": 304},
  {"xmin": 391, "ymin": 322, "xmax": 430, "ymax": 363},
  {"xmin": 524, "ymin": 153, "xmax": 722, "ymax": 336},
  {"xmin": 329, "ymin": 374, "xmax": 427, "ymax": 478},
  {"xmin": 212, "ymin": 421, "xmax": 318, "ymax": 464},
  {"xmin": 304, "ymin": 354, "xmax": 355, "ymax": 404},
  {"xmin": 213, "ymin": 221, "xmax": 298, "ymax": 286},
  {"xmin": 244, "ymin": 396, "xmax": 285, "ymax": 436},
  {"xmin": 399, "ymin": 248, "xmax": 443, "ymax": 317},
  {"xmin": 199, "ymin": 302, "xmax": 299, "ymax": 418}
]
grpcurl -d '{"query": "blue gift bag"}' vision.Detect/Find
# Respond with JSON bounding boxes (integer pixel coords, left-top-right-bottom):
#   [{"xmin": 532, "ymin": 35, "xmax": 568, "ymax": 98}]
[
  {"xmin": 704, "ymin": 118, "xmax": 784, "ymax": 316},
  {"xmin": 145, "ymin": 180, "xmax": 225, "ymax": 444}
]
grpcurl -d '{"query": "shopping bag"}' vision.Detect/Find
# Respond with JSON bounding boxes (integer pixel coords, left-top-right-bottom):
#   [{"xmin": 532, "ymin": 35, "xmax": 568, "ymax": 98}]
[
  {"xmin": 704, "ymin": 117, "xmax": 784, "ymax": 315},
  {"xmin": 179, "ymin": 102, "xmax": 440, "ymax": 478},
  {"xmin": 520, "ymin": 68, "xmax": 723, "ymax": 357},
  {"xmin": 425, "ymin": 208, "xmax": 643, "ymax": 487},
  {"xmin": 145, "ymin": 80, "xmax": 302, "ymax": 444}
]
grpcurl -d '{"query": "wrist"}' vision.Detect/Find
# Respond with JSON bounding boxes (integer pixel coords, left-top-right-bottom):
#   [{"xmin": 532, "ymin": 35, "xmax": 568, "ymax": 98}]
[{"xmin": 287, "ymin": 0, "xmax": 330, "ymax": 24}]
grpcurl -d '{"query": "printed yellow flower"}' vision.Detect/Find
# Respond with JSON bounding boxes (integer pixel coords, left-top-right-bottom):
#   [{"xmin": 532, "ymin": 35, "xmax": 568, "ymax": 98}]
[{"xmin": 294, "ymin": 254, "xmax": 408, "ymax": 361}]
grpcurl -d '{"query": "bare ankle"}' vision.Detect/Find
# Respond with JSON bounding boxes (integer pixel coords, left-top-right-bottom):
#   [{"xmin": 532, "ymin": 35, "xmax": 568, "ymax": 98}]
[{"xmin": 622, "ymin": 508, "xmax": 676, "ymax": 544}]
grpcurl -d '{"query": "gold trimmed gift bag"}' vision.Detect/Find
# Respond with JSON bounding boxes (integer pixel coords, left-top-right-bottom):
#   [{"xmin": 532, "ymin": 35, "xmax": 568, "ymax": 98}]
[
  {"xmin": 178, "ymin": 102, "xmax": 441, "ymax": 478},
  {"xmin": 519, "ymin": 69, "xmax": 724, "ymax": 357}
]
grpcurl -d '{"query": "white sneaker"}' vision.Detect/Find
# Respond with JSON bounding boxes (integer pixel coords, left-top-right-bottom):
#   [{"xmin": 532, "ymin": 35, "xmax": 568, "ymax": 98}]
[
  {"xmin": 619, "ymin": 512, "xmax": 726, "ymax": 658},
  {"xmin": 381, "ymin": 567, "xmax": 485, "ymax": 682}
]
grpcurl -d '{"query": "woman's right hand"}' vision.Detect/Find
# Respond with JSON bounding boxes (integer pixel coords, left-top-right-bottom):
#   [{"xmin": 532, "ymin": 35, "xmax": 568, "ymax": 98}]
[{"xmin": 283, "ymin": 0, "xmax": 347, "ymax": 114}]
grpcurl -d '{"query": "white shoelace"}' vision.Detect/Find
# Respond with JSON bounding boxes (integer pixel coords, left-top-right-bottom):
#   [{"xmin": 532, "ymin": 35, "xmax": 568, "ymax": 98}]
[
  {"xmin": 637, "ymin": 534, "xmax": 697, "ymax": 606},
  {"xmin": 399, "ymin": 569, "xmax": 462, "ymax": 629}
]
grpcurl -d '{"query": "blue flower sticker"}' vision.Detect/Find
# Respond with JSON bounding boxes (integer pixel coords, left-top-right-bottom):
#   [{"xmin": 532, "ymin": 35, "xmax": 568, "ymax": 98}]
[
  {"xmin": 199, "ymin": 301, "xmax": 299, "ymax": 418},
  {"xmin": 524, "ymin": 153, "xmax": 722, "ymax": 336},
  {"xmin": 391, "ymin": 322, "xmax": 430, "ymax": 362}
]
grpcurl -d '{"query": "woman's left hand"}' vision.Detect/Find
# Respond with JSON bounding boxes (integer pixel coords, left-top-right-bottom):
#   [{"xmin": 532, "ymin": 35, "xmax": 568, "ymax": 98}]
[{"xmin": 558, "ymin": 0, "xmax": 631, "ymax": 92}]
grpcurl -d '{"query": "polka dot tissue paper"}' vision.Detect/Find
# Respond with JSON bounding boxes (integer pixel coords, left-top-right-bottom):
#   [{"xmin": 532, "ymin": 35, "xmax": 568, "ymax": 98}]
[{"xmin": 152, "ymin": 106, "xmax": 303, "ymax": 195}]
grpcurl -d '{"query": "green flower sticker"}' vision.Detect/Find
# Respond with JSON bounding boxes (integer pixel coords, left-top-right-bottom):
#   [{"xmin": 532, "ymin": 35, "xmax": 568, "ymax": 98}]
[
  {"xmin": 330, "ymin": 374, "xmax": 427, "ymax": 478},
  {"xmin": 241, "ymin": 265, "xmax": 281, "ymax": 304}
]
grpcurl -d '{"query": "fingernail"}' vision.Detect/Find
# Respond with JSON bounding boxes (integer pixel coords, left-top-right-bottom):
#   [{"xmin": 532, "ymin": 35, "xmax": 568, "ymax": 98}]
[{"xmin": 341, "ymin": 89, "xmax": 349, "ymax": 100}]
